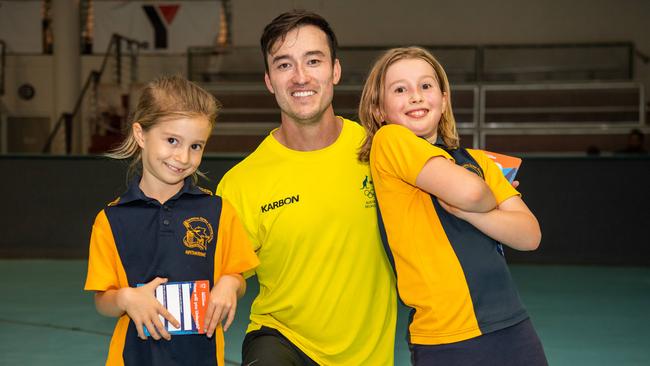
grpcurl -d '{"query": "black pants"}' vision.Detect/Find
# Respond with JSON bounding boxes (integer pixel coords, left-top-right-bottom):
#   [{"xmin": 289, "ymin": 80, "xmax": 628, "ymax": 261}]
[
  {"xmin": 241, "ymin": 326, "xmax": 319, "ymax": 366},
  {"xmin": 410, "ymin": 318, "xmax": 548, "ymax": 366}
]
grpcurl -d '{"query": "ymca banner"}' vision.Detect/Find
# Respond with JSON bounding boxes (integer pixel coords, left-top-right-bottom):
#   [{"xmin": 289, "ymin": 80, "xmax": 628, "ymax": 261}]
[
  {"xmin": 94, "ymin": 1, "xmax": 222, "ymax": 54},
  {"xmin": 0, "ymin": 0, "xmax": 42, "ymax": 53}
]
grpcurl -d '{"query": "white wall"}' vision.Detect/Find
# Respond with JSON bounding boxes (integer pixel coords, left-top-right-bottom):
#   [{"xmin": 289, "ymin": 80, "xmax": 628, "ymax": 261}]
[
  {"xmin": 1, "ymin": 0, "xmax": 648, "ymax": 150},
  {"xmin": 2, "ymin": 55, "xmax": 54, "ymax": 118},
  {"xmin": 231, "ymin": 0, "xmax": 649, "ymax": 47},
  {"xmin": 231, "ymin": 0, "xmax": 650, "ymax": 90},
  {"xmin": 0, "ymin": 55, "xmax": 58, "ymax": 152}
]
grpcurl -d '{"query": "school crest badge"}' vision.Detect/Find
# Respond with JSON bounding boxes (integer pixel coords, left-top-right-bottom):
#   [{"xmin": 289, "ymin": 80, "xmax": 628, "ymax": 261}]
[{"xmin": 182, "ymin": 217, "xmax": 214, "ymax": 254}]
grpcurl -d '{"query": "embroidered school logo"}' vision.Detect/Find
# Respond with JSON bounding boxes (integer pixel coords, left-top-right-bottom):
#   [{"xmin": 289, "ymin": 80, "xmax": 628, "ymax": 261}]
[
  {"xmin": 361, "ymin": 175, "xmax": 376, "ymax": 208},
  {"xmin": 462, "ymin": 163, "xmax": 485, "ymax": 180},
  {"xmin": 260, "ymin": 195, "xmax": 300, "ymax": 213},
  {"xmin": 183, "ymin": 217, "xmax": 213, "ymax": 257}
]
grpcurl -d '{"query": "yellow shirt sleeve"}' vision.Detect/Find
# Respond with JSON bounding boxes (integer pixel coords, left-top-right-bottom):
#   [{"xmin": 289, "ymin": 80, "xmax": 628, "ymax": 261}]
[
  {"xmin": 468, "ymin": 149, "xmax": 521, "ymax": 204},
  {"xmin": 84, "ymin": 210, "xmax": 127, "ymax": 291},
  {"xmin": 214, "ymin": 198, "xmax": 260, "ymax": 279},
  {"xmin": 217, "ymin": 173, "xmax": 261, "ymax": 252},
  {"xmin": 372, "ymin": 124, "xmax": 452, "ymax": 185}
]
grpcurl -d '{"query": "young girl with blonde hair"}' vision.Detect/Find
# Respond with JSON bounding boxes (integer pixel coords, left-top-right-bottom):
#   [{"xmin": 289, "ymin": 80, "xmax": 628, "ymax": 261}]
[
  {"xmin": 359, "ymin": 47, "xmax": 547, "ymax": 365},
  {"xmin": 84, "ymin": 75, "xmax": 258, "ymax": 366}
]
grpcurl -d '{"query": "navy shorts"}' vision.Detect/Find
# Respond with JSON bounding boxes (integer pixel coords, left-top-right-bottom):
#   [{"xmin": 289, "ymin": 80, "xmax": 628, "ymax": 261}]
[
  {"xmin": 410, "ymin": 318, "xmax": 548, "ymax": 366},
  {"xmin": 242, "ymin": 326, "xmax": 319, "ymax": 366}
]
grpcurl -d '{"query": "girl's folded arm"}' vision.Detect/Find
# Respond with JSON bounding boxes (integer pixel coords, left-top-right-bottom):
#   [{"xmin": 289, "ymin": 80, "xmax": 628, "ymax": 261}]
[
  {"xmin": 415, "ymin": 156, "xmax": 496, "ymax": 213},
  {"xmin": 438, "ymin": 195, "xmax": 541, "ymax": 251}
]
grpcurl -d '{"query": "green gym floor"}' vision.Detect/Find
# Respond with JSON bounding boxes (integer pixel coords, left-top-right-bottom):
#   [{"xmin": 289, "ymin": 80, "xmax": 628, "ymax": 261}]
[{"xmin": 0, "ymin": 260, "xmax": 648, "ymax": 365}]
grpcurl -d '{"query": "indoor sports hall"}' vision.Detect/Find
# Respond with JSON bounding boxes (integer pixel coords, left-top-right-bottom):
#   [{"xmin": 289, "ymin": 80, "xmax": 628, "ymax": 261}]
[{"xmin": 1, "ymin": 1, "xmax": 649, "ymax": 365}]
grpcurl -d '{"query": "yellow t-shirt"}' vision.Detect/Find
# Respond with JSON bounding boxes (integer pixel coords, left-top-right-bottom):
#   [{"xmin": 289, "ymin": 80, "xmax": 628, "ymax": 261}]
[
  {"xmin": 371, "ymin": 124, "xmax": 527, "ymax": 345},
  {"xmin": 217, "ymin": 118, "xmax": 397, "ymax": 365}
]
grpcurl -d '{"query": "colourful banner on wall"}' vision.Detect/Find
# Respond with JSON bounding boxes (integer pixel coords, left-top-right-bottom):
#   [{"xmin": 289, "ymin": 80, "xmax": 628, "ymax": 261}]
[{"xmin": 93, "ymin": 1, "xmax": 221, "ymax": 54}]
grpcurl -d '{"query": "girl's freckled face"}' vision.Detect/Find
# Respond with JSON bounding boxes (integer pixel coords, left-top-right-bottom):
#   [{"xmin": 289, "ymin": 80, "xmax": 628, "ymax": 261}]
[{"xmin": 382, "ymin": 58, "xmax": 447, "ymax": 143}]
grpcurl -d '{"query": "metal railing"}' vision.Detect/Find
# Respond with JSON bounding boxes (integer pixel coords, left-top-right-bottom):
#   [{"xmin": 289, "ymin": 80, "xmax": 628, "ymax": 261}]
[
  {"xmin": 635, "ymin": 48, "xmax": 650, "ymax": 65},
  {"xmin": 475, "ymin": 82, "xmax": 645, "ymax": 148},
  {"xmin": 42, "ymin": 34, "xmax": 146, "ymax": 153},
  {"xmin": 188, "ymin": 42, "xmax": 636, "ymax": 85},
  {"xmin": 200, "ymin": 81, "xmax": 645, "ymax": 152},
  {"xmin": 479, "ymin": 42, "xmax": 634, "ymax": 82},
  {"xmin": 0, "ymin": 40, "xmax": 6, "ymax": 96},
  {"xmin": 188, "ymin": 42, "xmax": 645, "ymax": 153}
]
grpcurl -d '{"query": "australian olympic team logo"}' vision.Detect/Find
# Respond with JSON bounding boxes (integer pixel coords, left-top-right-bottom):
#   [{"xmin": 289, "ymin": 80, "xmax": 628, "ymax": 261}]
[
  {"xmin": 361, "ymin": 175, "xmax": 375, "ymax": 198},
  {"xmin": 183, "ymin": 217, "xmax": 213, "ymax": 256},
  {"xmin": 462, "ymin": 163, "xmax": 485, "ymax": 180},
  {"xmin": 361, "ymin": 175, "xmax": 376, "ymax": 208}
]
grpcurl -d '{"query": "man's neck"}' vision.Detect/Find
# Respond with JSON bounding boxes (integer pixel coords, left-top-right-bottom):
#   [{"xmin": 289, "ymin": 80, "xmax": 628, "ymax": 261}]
[{"xmin": 273, "ymin": 111, "xmax": 343, "ymax": 151}]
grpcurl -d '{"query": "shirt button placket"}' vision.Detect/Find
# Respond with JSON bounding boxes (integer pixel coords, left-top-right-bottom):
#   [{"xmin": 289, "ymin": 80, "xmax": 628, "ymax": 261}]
[{"xmin": 162, "ymin": 205, "xmax": 172, "ymax": 228}]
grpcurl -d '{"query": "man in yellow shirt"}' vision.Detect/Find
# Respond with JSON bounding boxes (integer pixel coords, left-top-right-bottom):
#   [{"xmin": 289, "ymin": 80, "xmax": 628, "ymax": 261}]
[{"xmin": 217, "ymin": 10, "xmax": 397, "ymax": 366}]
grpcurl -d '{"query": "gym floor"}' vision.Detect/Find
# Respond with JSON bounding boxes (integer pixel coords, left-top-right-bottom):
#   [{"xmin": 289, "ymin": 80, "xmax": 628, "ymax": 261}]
[{"xmin": 0, "ymin": 260, "xmax": 648, "ymax": 365}]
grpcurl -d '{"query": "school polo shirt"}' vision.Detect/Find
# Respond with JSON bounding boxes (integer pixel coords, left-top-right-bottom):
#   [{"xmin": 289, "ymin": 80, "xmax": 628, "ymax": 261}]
[
  {"xmin": 217, "ymin": 118, "xmax": 397, "ymax": 365},
  {"xmin": 84, "ymin": 177, "xmax": 259, "ymax": 366},
  {"xmin": 370, "ymin": 124, "xmax": 528, "ymax": 345}
]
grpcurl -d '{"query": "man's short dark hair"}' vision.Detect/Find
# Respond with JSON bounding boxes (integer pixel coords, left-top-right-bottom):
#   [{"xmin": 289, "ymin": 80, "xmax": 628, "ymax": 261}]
[{"xmin": 260, "ymin": 10, "xmax": 338, "ymax": 72}]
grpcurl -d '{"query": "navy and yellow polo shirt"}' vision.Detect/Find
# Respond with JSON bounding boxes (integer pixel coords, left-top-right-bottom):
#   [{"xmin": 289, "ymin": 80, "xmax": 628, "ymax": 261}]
[
  {"xmin": 84, "ymin": 177, "xmax": 259, "ymax": 366},
  {"xmin": 370, "ymin": 124, "xmax": 528, "ymax": 345}
]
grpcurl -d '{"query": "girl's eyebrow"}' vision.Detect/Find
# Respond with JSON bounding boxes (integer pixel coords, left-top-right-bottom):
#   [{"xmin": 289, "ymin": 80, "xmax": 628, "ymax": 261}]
[
  {"xmin": 386, "ymin": 78, "xmax": 407, "ymax": 88},
  {"xmin": 161, "ymin": 131, "xmax": 207, "ymax": 145},
  {"xmin": 387, "ymin": 75, "xmax": 438, "ymax": 88}
]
